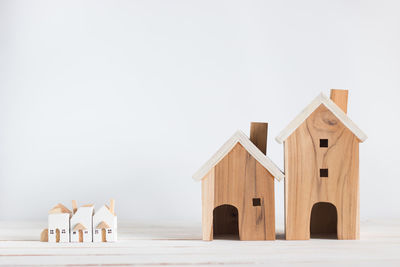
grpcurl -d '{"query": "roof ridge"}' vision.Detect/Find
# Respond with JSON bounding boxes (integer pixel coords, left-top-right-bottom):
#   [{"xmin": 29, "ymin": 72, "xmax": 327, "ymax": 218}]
[
  {"xmin": 192, "ymin": 130, "xmax": 284, "ymax": 181},
  {"xmin": 96, "ymin": 221, "xmax": 111, "ymax": 229},
  {"xmin": 275, "ymin": 92, "xmax": 367, "ymax": 143},
  {"xmin": 73, "ymin": 223, "xmax": 87, "ymax": 231},
  {"xmin": 49, "ymin": 203, "xmax": 72, "ymax": 214}
]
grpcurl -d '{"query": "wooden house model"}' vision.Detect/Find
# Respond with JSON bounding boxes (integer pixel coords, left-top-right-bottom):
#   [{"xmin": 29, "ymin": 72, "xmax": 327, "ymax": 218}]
[
  {"xmin": 276, "ymin": 89, "xmax": 367, "ymax": 240},
  {"xmin": 193, "ymin": 123, "xmax": 284, "ymax": 241},
  {"xmin": 93, "ymin": 200, "xmax": 117, "ymax": 242},
  {"xmin": 70, "ymin": 203, "xmax": 94, "ymax": 243},
  {"xmin": 48, "ymin": 203, "xmax": 72, "ymax": 243}
]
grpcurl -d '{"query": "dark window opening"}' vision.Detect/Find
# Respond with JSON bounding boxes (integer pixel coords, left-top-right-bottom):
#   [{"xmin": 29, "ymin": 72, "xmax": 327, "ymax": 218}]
[
  {"xmin": 320, "ymin": 169, "xmax": 328, "ymax": 177},
  {"xmin": 252, "ymin": 198, "xmax": 261, "ymax": 206},
  {"xmin": 320, "ymin": 139, "xmax": 328, "ymax": 147}
]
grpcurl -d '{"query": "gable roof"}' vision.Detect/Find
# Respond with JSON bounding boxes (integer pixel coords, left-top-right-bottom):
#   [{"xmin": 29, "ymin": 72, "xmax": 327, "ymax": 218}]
[
  {"xmin": 96, "ymin": 221, "xmax": 110, "ymax": 229},
  {"xmin": 192, "ymin": 130, "xmax": 284, "ymax": 181},
  {"xmin": 104, "ymin": 204, "xmax": 115, "ymax": 215},
  {"xmin": 71, "ymin": 206, "xmax": 94, "ymax": 222},
  {"xmin": 73, "ymin": 223, "xmax": 87, "ymax": 231},
  {"xmin": 49, "ymin": 203, "xmax": 72, "ymax": 214},
  {"xmin": 275, "ymin": 93, "xmax": 368, "ymax": 144},
  {"xmin": 94, "ymin": 205, "xmax": 115, "ymax": 217}
]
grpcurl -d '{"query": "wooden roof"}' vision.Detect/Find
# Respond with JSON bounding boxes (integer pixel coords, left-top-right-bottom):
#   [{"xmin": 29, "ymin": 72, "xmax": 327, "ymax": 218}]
[
  {"xmin": 275, "ymin": 93, "xmax": 367, "ymax": 144},
  {"xmin": 73, "ymin": 223, "xmax": 87, "ymax": 231},
  {"xmin": 48, "ymin": 203, "xmax": 72, "ymax": 214},
  {"xmin": 96, "ymin": 221, "xmax": 111, "ymax": 229},
  {"xmin": 192, "ymin": 130, "xmax": 284, "ymax": 181}
]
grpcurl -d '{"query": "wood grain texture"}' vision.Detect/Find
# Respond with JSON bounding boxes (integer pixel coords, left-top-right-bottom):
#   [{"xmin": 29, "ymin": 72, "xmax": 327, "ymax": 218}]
[
  {"xmin": 193, "ymin": 131, "xmax": 284, "ymax": 181},
  {"xmin": 56, "ymin": 229, "xmax": 60, "ymax": 242},
  {"xmin": 40, "ymin": 229, "xmax": 48, "ymax": 242},
  {"xmin": 1, "ymin": 220, "xmax": 399, "ymax": 266},
  {"xmin": 202, "ymin": 143, "xmax": 275, "ymax": 241},
  {"xmin": 276, "ymin": 93, "xmax": 367, "ymax": 143},
  {"xmin": 72, "ymin": 200, "xmax": 77, "ymax": 214},
  {"xmin": 79, "ymin": 230, "xmax": 83, "ymax": 242},
  {"xmin": 285, "ymin": 104, "xmax": 360, "ymax": 240},
  {"xmin": 102, "ymin": 229, "xmax": 106, "ymax": 242},
  {"xmin": 330, "ymin": 89, "xmax": 348, "ymax": 114},
  {"xmin": 201, "ymin": 169, "xmax": 214, "ymax": 241},
  {"xmin": 250, "ymin": 122, "xmax": 268, "ymax": 154}
]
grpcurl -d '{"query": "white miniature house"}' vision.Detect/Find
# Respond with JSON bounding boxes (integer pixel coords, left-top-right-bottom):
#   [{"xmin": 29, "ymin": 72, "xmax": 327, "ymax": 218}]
[
  {"xmin": 93, "ymin": 199, "xmax": 117, "ymax": 242},
  {"xmin": 70, "ymin": 202, "xmax": 94, "ymax": 243},
  {"xmin": 48, "ymin": 203, "xmax": 72, "ymax": 243}
]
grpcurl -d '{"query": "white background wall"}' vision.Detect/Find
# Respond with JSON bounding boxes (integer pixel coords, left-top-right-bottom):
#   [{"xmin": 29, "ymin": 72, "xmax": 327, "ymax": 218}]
[{"xmin": 0, "ymin": 0, "xmax": 399, "ymax": 225}]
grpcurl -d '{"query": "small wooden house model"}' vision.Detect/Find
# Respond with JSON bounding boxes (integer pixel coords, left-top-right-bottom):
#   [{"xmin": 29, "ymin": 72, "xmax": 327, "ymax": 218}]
[
  {"xmin": 93, "ymin": 200, "xmax": 117, "ymax": 242},
  {"xmin": 48, "ymin": 203, "xmax": 72, "ymax": 243},
  {"xmin": 276, "ymin": 89, "xmax": 367, "ymax": 240},
  {"xmin": 193, "ymin": 123, "xmax": 284, "ymax": 241},
  {"xmin": 70, "ymin": 203, "xmax": 94, "ymax": 243}
]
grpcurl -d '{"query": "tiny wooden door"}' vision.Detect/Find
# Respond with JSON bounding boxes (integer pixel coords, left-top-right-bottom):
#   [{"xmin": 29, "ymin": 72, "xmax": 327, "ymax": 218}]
[
  {"xmin": 102, "ymin": 229, "xmax": 106, "ymax": 242},
  {"xmin": 79, "ymin": 230, "xmax": 83, "ymax": 242},
  {"xmin": 56, "ymin": 229, "xmax": 60, "ymax": 242}
]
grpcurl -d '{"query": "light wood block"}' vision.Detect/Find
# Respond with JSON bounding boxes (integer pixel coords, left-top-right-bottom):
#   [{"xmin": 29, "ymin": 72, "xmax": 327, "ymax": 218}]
[
  {"xmin": 72, "ymin": 200, "xmax": 77, "ymax": 214},
  {"xmin": 250, "ymin": 122, "xmax": 268, "ymax": 154},
  {"xmin": 284, "ymin": 104, "xmax": 360, "ymax": 240},
  {"xmin": 330, "ymin": 89, "xmax": 348, "ymax": 113},
  {"xmin": 202, "ymin": 144, "xmax": 276, "ymax": 241},
  {"xmin": 40, "ymin": 229, "xmax": 48, "ymax": 242},
  {"xmin": 199, "ymin": 123, "xmax": 278, "ymax": 241},
  {"xmin": 110, "ymin": 199, "xmax": 115, "ymax": 215}
]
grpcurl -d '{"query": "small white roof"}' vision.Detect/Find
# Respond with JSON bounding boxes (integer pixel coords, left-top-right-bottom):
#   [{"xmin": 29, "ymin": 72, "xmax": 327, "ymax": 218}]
[
  {"xmin": 94, "ymin": 205, "xmax": 115, "ymax": 217},
  {"xmin": 275, "ymin": 93, "xmax": 368, "ymax": 144},
  {"xmin": 70, "ymin": 206, "xmax": 94, "ymax": 230},
  {"xmin": 192, "ymin": 130, "xmax": 284, "ymax": 181}
]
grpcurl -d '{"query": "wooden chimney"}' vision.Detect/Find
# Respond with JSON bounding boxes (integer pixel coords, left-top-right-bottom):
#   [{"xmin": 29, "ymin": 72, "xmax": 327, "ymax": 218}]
[
  {"xmin": 250, "ymin": 122, "xmax": 268, "ymax": 155},
  {"xmin": 330, "ymin": 89, "xmax": 349, "ymax": 114}
]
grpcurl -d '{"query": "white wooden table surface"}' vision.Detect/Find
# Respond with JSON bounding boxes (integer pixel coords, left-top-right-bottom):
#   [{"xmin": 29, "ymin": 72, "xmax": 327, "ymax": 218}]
[{"xmin": 0, "ymin": 220, "xmax": 399, "ymax": 266}]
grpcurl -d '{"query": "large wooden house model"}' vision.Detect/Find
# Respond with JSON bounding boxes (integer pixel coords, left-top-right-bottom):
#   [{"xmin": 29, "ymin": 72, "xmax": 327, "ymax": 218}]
[
  {"xmin": 48, "ymin": 203, "xmax": 72, "ymax": 243},
  {"xmin": 193, "ymin": 123, "xmax": 284, "ymax": 241},
  {"xmin": 276, "ymin": 89, "xmax": 367, "ymax": 240},
  {"xmin": 93, "ymin": 200, "xmax": 117, "ymax": 242}
]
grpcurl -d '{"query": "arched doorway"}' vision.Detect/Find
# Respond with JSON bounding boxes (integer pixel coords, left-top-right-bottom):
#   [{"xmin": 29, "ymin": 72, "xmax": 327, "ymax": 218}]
[
  {"xmin": 310, "ymin": 202, "xmax": 337, "ymax": 239},
  {"xmin": 102, "ymin": 229, "xmax": 106, "ymax": 242},
  {"xmin": 213, "ymin": 204, "xmax": 239, "ymax": 240},
  {"xmin": 55, "ymin": 229, "xmax": 60, "ymax": 242},
  {"xmin": 79, "ymin": 230, "xmax": 83, "ymax": 242}
]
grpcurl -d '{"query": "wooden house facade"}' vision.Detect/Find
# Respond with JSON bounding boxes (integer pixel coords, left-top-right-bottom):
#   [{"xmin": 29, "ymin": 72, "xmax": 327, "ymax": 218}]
[
  {"xmin": 193, "ymin": 123, "xmax": 284, "ymax": 241},
  {"xmin": 276, "ymin": 90, "xmax": 367, "ymax": 240}
]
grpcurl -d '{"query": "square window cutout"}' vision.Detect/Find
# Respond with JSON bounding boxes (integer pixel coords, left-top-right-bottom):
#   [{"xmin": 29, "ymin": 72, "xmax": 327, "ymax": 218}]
[
  {"xmin": 252, "ymin": 198, "xmax": 261, "ymax": 206},
  {"xmin": 320, "ymin": 139, "xmax": 328, "ymax": 147},
  {"xmin": 320, "ymin": 168, "xmax": 328, "ymax": 177}
]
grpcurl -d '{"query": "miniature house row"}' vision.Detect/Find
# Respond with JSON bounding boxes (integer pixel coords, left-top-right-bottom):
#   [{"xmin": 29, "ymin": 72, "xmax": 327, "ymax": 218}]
[
  {"xmin": 193, "ymin": 89, "xmax": 367, "ymax": 241},
  {"xmin": 46, "ymin": 200, "xmax": 117, "ymax": 243}
]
